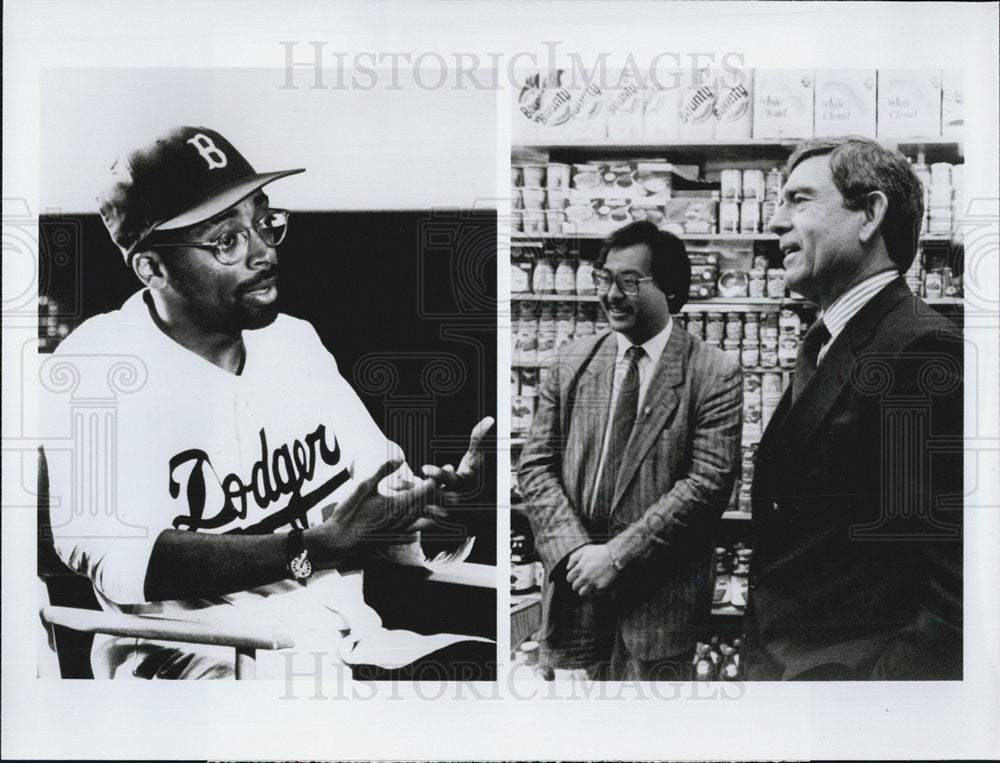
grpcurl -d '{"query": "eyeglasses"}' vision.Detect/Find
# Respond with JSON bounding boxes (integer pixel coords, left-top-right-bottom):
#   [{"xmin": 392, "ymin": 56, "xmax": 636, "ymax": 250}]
[
  {"xmin": 148, "ymin": 209, "xmax": 290, "ymax": 265},
  {"xmin": 591, "ymin": 269, "xmax": 654, "ymax": 296}
]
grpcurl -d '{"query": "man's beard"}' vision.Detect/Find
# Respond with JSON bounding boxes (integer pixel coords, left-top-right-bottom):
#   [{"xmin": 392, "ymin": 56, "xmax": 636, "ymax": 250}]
[{"xmin": 234, "ymin": 299, "xmax": 279, "ymax": 331}]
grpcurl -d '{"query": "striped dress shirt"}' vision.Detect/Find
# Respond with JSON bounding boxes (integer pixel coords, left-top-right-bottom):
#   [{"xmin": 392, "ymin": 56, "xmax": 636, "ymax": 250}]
[{"xmin": 817, "ymin": 270, "xmax": 899, "ymax": 364}]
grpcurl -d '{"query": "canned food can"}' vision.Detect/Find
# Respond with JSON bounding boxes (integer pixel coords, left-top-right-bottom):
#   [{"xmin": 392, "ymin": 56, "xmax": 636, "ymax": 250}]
[
  {"xmin": 719, "ymin": 200, "xmax": 741, "ymax": 233},
  {"xmin": 778, "ymin": 308, "xmax": 802, "ymax": 335},
  {"xmin": 743, "ymin": 312, "xmax": 760, "ymax": 340},
  {"xmin": 686, "ymin": 313, "xmax": 705, "ymax": 338},
  {"xmin": 521, "ymin": 187, "xmax": 545, "ymax": 209},
  {"xmin": 766, "ymin": 269, "xmax": 785, "ymax": 298},
  {"xmin": 511, "ymin": 165, "xmax": 524, "ymax": 187},
  {"xmin": 706, "ymin": 312, "xmax": 726, "ymax": 342},
  {"xmin": 545, "ymin": 187, "xmax": 567, "ymax": 209},
  {"xmin": 762, "ymin": 371, "xmax": 783, "ymax": 398},
  {"xmin": 778, "ymin": 334, "xmax": 799, "ymax": 368},
  {"xmin": 722, "ymin": 338, "xmax": 741, "ymax": 362},
  {"xmin": 725, "ymin": 312, "xmax": 744, "ymax": 340},
  {"xmin": 760, "ymin": 337, "xmax": 778, "ymax": 368},
  {"xmin": 546, "ymin": 163, "xmax": 571, "ymax": 189},
  {"xmin": 925, "ymin": 271, "xmax": 944, "ymax": 298},
  {"xmin": 742, "ymin": 169, "xmax": 766, "ymax": 201},
  {"xmin": 523, "ymin": 164, "xmax": 546, "ymax": 187},
  {"xmin": 740, "ymin": 200, "xmax": 761, "ymax": 233},
  {"xmin": 743, "ymin": 372, "xmax": 763, "ymax": 405},
  {"xmin": 761, "ymin": 201, "xmax": 777, "ymax": 230},
  {"xmin": 721, "ymin": 169, "xmax": 743, "ymax": 200},
  {"xmin": 748, "ymin": 269, "xmax": 767, "ymax": 297},
  {"xmin": 765, "ymin": 168, "xmax": 782, "ymax": 201},
  {"xmin": 741, "ymin": 340, "xmax": 760, "ymax": 368}
]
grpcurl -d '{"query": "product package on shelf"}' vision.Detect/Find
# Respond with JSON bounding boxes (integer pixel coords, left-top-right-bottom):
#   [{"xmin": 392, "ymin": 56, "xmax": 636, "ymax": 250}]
[
  {"xmin": 643, "ymin": 70, "xmax": 683, "ymax": 141},
  {"xmin": 814, "ymin": 70, "xmax": 877, "ymax": 136},
  {"xmin": 605, "ymin": 70, "xmax": 645, "ymax": 141},
  {"xmin": 877, "ymin": 70, "xmax": 942, "ymax": 138},
  {"xmin": 513, "ymin": 71, "xmax": 544, "ymax": 141},
  {"xmin": 679, "ymin": 64, "xmax": 717, "ymax": 140},
  {"xmin": 941, "ymin": 70, "xmax": 964, "ymax": 139},
  {"xmin": 713, "ymin": 67, "xmax": 754, "ymax": 139},
  {"xmin": 753, "ymin": 70, "xmax": 815, "ymax": 138},
  {"xmin": 659, "ymin": 196, "xmax": 719, "ymax": 236},
  {"xmin": 537, "ymin": 69, "xmax": 608, "ymax": 142}
]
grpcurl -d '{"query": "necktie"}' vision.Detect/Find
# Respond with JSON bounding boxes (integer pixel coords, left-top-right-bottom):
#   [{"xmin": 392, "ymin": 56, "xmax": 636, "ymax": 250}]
[
  {"xmin": 593, "ymin": 345, "xmax": 644, "ymax": 515},
  {"xmin": 791, "ymin": 319, "xmax": 830, "ymax": 403}
]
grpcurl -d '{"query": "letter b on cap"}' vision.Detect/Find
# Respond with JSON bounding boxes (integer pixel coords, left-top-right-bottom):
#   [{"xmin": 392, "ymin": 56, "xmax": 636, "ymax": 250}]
[{"xmin": 187, "ymin": 133, "xmax": 228, "ymax": 169}]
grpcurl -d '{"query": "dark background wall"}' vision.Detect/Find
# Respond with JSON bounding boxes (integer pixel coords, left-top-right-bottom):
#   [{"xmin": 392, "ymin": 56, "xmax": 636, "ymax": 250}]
[{"xmin": 39, "ymin": 209, "xmax": 497, "ymax": 564}]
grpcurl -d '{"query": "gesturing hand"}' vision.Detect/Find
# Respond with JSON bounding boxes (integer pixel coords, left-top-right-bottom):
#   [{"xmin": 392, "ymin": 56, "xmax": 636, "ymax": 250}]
[
  {"xmin": 420, "ymin": 416, "xmax": 495, "ymax": 493},
  {"xmin": 307, "ymin": 459, "xmax": 442, "ymax": 564},
  {"xmin": 566, "ymin": 544, "xmax": 619, "ymax": 597}
]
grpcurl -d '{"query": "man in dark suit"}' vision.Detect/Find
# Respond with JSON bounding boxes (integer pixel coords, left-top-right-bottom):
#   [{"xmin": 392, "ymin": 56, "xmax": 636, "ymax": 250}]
[
  {"xmin": 745, "ymin": 137, "xmax": 963, "ymax": 680},
  {"xmin": 518, "ymin": 221, "xmax": 743, "ymax": 680}
]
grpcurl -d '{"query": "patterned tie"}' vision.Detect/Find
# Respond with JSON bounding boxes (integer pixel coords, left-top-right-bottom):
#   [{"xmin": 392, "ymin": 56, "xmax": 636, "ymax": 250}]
[
  {"xmin": 791, "ymin": 319, "xmax": 830, "ymax": 403},
  {"xmin": 592, "ymin": 345, "xmax": 644, "ymax": 517}
]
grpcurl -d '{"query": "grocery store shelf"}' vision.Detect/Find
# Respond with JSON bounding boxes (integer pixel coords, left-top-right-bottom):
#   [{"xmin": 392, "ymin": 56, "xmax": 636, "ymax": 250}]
[
  {"xmin": 924, "ymin": 297, "xmax": 963, "ymax": 307},
  {"xmin": 511, "ymin": 437, "xmax": 526, "ymax": 447},
  {"xmin": 513, "ymin": 232, "xmax": 958, "ymax": 245},
  {"xmin": 513, "ymin": 232, "xmax": 777, "ymax": 242},
  {"xmin": 512, "ymin": 292, "xmax": 600, "ymax": 302},
  {"xmin": 511, "ymin": 293, "xmax": 816, "ymax": 310},
  {"xmin": 514, "ymin": 137, "xmax": 962, "ymax": 152}
]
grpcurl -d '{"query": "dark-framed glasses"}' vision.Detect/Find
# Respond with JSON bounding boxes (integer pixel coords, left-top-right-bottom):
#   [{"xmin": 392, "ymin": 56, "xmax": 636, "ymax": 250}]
[
  {"xmin": 591, "ymin": 269, "xmax": 653, "ymax": 296},
  {"xmin": 148, "ymin": 209, "xmax": 290, "ymax": 265}
]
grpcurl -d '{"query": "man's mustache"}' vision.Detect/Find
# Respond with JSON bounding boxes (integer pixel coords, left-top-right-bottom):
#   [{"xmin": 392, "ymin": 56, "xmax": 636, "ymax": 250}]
[{"xmin": 237, "ymin": 267, "xmax": 279, "ymax": 295}]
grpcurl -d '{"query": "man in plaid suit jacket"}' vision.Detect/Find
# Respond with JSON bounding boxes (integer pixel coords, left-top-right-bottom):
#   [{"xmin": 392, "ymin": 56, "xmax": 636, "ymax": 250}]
[{"xmin": 518, "ymin": 221, "xmax": 743, "ymax": 680}]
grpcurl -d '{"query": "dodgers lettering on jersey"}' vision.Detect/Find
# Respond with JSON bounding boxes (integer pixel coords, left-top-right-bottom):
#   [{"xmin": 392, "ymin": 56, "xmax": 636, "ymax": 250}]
[{"xmin": 169, "ymin": 424, "xmax": 350, "ymax": 533}]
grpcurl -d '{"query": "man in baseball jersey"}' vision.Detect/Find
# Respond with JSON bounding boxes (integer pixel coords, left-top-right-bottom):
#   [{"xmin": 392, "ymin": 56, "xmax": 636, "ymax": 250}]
[{"xmin": 41, "ymin": 126, "xmax": 493, "ymax": 679}]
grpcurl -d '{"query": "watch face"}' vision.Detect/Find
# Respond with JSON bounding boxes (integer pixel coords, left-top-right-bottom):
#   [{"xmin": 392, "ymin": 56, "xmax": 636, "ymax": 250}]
[{"xmin": 290, "ymin": 554, "xmax": 312, "ymax": 580}]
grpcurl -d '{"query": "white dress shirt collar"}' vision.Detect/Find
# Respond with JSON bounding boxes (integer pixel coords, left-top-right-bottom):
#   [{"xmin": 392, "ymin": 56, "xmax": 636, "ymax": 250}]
[
  {"xmin": 614, "ymin": 315, "xmax": 673, "ymax": 367},
  {"xmin": 817, "ymin": 270, "xmax": 898, "ymax": 363}
]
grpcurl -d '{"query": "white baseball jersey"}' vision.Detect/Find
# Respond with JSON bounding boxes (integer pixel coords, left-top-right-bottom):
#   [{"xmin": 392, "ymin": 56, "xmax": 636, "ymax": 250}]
[{"xmin": 41, "ymin": 290, "xmax": 473, "ymax": 677}]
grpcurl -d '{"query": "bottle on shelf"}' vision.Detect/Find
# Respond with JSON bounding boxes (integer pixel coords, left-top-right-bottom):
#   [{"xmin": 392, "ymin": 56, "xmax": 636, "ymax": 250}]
[
  {"xmin": 718, "ymin": 644, "xmax": 740, "ymax": 680},
  {"xmin": 711, "ymin": 547, "xmax": 732, "ymax": 607},
  {"xmin": 692, "ymin": 643, "xmax": 715, "ymax": 681},
  {"xmin": 554, "ymin": 248, "xmax": 577, "ymax": 296},
  {"xmin": 729, "ymin": 549, "xmax": 752, "ymax": 610},
  {"xmin": 532, "ymin": 251, "xmax": 556, "ymax": 295}
]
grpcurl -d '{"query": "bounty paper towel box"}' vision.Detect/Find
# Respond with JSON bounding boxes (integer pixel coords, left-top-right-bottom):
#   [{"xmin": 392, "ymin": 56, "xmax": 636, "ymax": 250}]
[
  {"xmin": 606, "ymin": 70, "xmax": 645, "ymax": 141},
  {"xmin": 513, "ymin": 71, "xmax": 543, "ymax": 141},
  {"xmin": 877, "ymin": 70, "xmax": 942, "ymax": 138},
  {"xmin": 753, "ymin": 70, "xmax": 815, "ymax": 138},
  {"xmin": 534, "ymin": 70, "xmax": 607, "ymax": 142},
  {"xmin": 941, "ymin": 70, "xmax": 963, "ymax": 138},
  {"xmin": 814, "ymin": 70, "xmax": 877, "ymax": 136},
  {"xmin": 714, "ymin": 67, "xmax": 753, "ymax": 139},
  {"xmin": 643, "ymin": 70, "xmax": 682, "ymax": 141},
  {"xmin": 678, "ymin": 65, "xmax": 717, "ymax": 139}
]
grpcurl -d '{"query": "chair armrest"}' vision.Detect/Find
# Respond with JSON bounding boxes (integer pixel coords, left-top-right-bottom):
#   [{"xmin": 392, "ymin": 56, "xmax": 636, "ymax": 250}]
[
  {"xmin": 422, "ymin": 562, "xmax": 495, "ymax": 589},
  {"xmin": 40, "ymin": 606, "xmax": 294, "ymax": 651}
]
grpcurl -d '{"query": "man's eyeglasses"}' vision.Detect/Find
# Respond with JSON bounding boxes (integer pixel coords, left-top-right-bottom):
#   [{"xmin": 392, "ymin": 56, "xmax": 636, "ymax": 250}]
[
  {"xmin": 591, "ymin": 269, "xmax": 653, "ymax": 296},
  {"xmin": 148, "ymin": 209, "xmax": 290, "ymax": 265}
]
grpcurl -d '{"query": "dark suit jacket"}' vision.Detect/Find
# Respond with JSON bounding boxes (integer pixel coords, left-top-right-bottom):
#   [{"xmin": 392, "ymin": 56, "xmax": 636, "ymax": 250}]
[
  {"xmin": 518, "ymin": 326, "xmax": 743, "ymax": 665},
  {"xmin": 745, "ymin": 278, "xmax": 963, "ymax": 680}
]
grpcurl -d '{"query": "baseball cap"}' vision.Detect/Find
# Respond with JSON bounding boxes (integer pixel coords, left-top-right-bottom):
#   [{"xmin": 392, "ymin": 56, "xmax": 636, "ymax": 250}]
[{"xmin": 97, "ymin": 126, "xmax": 305, "ymax": 260}]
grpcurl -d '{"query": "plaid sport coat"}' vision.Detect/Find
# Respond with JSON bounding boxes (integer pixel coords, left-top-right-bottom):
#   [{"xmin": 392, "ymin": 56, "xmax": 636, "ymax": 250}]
[{"xmin": 518, "ymin": 327, "xmax": 743, "ymax": 665}]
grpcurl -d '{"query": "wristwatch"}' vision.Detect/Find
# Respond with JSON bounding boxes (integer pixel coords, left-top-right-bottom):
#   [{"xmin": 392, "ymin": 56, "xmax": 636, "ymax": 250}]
[{"xmin": 286, "ymin": 527, "xmax": 313, "ymax": 584}]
